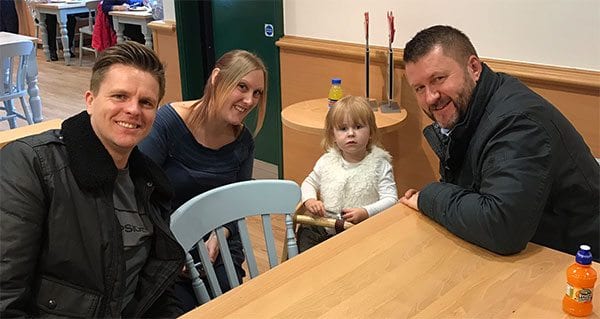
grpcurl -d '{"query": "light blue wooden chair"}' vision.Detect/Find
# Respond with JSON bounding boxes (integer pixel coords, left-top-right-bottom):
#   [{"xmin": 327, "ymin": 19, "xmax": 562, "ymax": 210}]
[
  {"xmin": 170, "ymin": 179, "xmax": 301, "ymax": 305},
  {"xmin": 78, "ymin": 0, "xmax": 100, "ymax": 66},
  {"xmin": 0, "ymin": 41, "xmax": 34, "ymax": 129}
]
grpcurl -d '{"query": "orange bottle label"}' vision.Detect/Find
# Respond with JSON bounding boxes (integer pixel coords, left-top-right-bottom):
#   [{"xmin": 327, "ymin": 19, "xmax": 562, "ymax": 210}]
[{"xmin": 565, "ymin": 283, "xmax": 594, "ymax": 303}]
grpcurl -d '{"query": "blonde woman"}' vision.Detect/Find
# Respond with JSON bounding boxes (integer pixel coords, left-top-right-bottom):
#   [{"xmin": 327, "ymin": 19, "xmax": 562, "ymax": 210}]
[{"xmin": 139, "ymin": 49, "xmax": 267, "ymax": 310}]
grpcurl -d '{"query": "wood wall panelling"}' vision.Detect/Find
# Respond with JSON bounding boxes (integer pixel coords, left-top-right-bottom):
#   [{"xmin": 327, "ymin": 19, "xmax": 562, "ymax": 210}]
[
  {"xmin": 148, "ymin": 20, "xmax": 182, "ymax": 105},
  {"xmin": 277, "ymin": 36, "xmax": 600, "ymax": 193},
  {"xmin": 16, "ymin": 1, "xmax": 37, "ymax": 38}
]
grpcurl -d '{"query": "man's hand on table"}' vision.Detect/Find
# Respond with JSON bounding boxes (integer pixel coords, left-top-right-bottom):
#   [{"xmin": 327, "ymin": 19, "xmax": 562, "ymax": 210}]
[{"xmin": 399, "ymin": 188, "xmax": 419, "ymax": 211}]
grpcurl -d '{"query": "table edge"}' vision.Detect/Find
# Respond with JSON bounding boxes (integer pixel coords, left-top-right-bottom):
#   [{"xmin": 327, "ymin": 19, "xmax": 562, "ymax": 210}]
[{"xmin": 281, "ymin": 98, "xmax": 408, "ymax": 135}]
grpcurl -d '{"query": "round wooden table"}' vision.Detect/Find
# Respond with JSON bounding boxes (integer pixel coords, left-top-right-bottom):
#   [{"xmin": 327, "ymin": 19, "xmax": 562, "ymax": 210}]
[{"xmin": 281, "ymin": 98, "xmax": 407, "ymax": 187}]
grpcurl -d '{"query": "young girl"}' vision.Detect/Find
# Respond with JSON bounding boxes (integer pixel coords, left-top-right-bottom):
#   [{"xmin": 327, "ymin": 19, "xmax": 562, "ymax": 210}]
[{"xmin": 297, "ymin": 95, "xmax": 398, "ymax": 252}]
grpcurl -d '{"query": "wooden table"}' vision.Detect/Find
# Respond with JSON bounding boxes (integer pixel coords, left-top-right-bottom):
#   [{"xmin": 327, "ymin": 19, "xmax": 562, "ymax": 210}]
[
  {"xmin": 32, "ymin": 0, "xmax": 90, "ymax": 65},
  {"xmin": 281, "ymin": 98, "xmax": 407, "ymax": 187},
  {"xmin": 109, "ymin": 9, "xmax": 154, "ymax": 48},
  {"xmin": 182, "ymin": 203, "xmax": 600, "ymax": 318},
  {"xmin": 0, "ymin": 118, "xmax": 62, "ymax": 148},
  {"xmin": 0, "ymin": 32, "xmax": 43, "ymax": 124}
]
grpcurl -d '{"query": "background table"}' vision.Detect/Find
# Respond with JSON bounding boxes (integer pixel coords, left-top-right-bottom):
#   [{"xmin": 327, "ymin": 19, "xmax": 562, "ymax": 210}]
[
  {"xmin": 109, "ymin": 10, "xmax": 154, "ymax": 48},
  {"xmin": 0, "ymin": 32, "xmax": 43, "ymax": 123},
  {"xmin": 183, "ymin": 203, "xmax": 600, "ymax": 318},
  {"xmin": 281, "ymin": 98, "xmax": 407, "ymax": 187},
  {"xmin": 32, "ymin": 1, "xmax": 89, "ymax": 65}
]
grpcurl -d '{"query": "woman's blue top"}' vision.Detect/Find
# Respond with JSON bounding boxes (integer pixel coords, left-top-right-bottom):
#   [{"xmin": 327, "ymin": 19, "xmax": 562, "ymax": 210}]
[{"xmin": 139, "ymin": 103, "xmax": 254, "ymax": 210}]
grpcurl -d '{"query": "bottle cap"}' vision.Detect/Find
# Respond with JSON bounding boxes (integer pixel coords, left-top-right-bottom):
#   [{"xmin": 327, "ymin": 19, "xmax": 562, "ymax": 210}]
[
  {"xmin": 576, "ymin": 244, "xmax": 593, "ymax": 265},
  {"xmin": 331, "ymin": 78, "xmax": 342, "ymax": 85}
]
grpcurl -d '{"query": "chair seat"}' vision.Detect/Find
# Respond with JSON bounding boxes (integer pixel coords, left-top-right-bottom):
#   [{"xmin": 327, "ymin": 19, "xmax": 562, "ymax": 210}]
[{"xmin": 79, "ymin": 25, "xmax": 93, "ymax": 35}]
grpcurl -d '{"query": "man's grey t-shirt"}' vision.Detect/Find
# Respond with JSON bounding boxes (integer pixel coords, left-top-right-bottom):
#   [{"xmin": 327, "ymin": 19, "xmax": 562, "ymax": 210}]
[{"xmin": 113, "ymin": 168, "xmax": 153, "ymax": 311}]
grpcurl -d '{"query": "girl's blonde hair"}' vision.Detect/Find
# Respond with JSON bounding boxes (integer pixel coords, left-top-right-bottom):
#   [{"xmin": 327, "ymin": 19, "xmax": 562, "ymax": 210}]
[
  {"xmin": 188, "ymin": 50, "xmax": 268, "ymax": 136},
  {"xmin": 322, "ymin": 95, "xmax": 381, "ymax": 151}
]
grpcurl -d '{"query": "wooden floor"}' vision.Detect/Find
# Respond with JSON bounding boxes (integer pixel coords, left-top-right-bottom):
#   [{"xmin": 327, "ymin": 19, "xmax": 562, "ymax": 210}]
[
  {"xmin": 2, "ymin": 47, "xmax": 286, "ymax": 277},
  {"xmin": 0, "ymin": 48, "xmax": 93, "ymax": 131}
]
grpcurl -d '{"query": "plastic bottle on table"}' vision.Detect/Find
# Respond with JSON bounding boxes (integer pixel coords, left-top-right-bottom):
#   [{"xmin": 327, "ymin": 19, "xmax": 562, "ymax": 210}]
[
  {"xmin": 327, "ymin": 78, "xmax": 343, "ymax": 108},
  {"xmin": 563, "ymin": 244, "xmax": 597, "ymax": 317}
]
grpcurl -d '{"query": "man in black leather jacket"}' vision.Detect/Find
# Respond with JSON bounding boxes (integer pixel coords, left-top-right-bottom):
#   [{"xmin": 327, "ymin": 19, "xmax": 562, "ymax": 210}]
[
  {"xmin": 399, "ymin": 25, "xmax": 599, "ymax": 260},
  {"xmin": 0, "ymin": 41, "xmax": 185, "ymax": 317}
]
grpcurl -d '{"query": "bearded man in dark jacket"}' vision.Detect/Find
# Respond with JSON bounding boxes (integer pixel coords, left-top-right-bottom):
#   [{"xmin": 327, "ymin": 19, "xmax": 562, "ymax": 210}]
[
  {"xmin": 0, "ymin": 41, "xmax": 185, "ymax": 317},
  {"xmin": 399, "ymin": 25, "xmax": 599, "ymax": 260}
]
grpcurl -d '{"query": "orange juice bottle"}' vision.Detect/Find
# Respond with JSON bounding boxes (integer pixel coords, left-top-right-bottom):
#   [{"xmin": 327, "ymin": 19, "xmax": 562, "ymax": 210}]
[
  {"xmin": 563, "ymin": 245, "xmax": 597, "ymax": 316},
  {"xmin": 327, "ymin": 78, "xmax": 343, "ymax": 108}
]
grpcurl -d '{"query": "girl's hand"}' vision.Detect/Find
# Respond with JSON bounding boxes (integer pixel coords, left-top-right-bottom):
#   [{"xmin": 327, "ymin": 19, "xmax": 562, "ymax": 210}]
[
  {"xmin": 341, "ymin": 207, "xmax": 368, "ymax": 224},
  {"xmin": 304, "ymin": 199, "xmax": 325, "ymax": 217}
]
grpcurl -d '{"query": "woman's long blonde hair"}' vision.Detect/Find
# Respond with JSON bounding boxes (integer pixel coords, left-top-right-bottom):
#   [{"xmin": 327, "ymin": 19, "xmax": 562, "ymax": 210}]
[
  {"xmin": 322, "ymin": 95, "xmax": 381, "ymax": 151},
  {"xmin": 188, "ymin": 50, "xmax": 268, "ymax": 136}
]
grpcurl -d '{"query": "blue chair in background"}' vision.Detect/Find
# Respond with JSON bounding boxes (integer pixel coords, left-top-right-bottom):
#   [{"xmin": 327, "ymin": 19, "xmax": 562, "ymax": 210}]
[
  {"xmin": 0, "ymin": 41, "xmax": 34, "ymax": 129},
  {"xmin": 170, "ymin": 179, "xmax": 301, "ymax": 305}
]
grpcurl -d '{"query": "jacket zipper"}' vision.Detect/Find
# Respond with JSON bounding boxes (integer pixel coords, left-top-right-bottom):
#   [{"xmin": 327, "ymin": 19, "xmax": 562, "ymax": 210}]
[{"xmin": 136, "ymin": 182, "xmax": 184, "ymax": 316}]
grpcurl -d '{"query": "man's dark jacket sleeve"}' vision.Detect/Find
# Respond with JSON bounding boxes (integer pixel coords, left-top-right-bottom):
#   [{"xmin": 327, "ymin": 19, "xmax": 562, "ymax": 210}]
[{"xmin": 0, "ymin": 141, "xmax": 48, "ymax": 316}]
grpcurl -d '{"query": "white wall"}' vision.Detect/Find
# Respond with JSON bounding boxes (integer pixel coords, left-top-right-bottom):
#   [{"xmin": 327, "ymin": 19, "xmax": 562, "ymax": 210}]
[
  {"xmin": 163, "ymin": 0, "xmax": 175, "ymax": 21},
  {"xmin": 284, "ymin": 0, "xmax": 600, "ymax": 71}
]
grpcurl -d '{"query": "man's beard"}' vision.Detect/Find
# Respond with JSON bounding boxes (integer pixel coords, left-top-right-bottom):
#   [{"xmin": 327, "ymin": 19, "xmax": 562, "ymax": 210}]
[{"xmin": 426, "ymin": 73, "xmax": 476, "ymax": 130}]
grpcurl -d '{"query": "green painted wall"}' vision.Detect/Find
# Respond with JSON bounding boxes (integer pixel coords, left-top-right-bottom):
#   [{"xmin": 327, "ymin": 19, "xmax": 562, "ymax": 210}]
[{"xmin": 176, "ymin": 0, "xmax": 284, "ymax": 176}]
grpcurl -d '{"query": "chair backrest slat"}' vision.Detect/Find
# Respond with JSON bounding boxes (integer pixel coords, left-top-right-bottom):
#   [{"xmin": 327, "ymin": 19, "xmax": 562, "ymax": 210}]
[
  {"xmin": 170, "ymin": 179, "xmax": 301, "ymax": 305},
  {"xmin": 193, "ymin": 240, "xmax": 220, "ymax": 299},
  {"xmin": 86, "ymin": 0, "xmax": 100, "ymax": 31},
  {"xmin": 261, "ymin": 214, "xmax": 279, "ymax": 268},
  {"xmin": 237, "ymin": 219, "xmax": 259, "ymax": 278},
  {"xmin": 215, "ymin": 226, "xmax": 240, "ymax": 291}
]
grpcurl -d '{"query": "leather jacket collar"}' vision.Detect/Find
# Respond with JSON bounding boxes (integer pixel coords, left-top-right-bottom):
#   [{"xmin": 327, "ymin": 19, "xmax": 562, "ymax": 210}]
[{"xmin": 61, "ymin": 111, "xmax": 172, "ymax": 200}]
